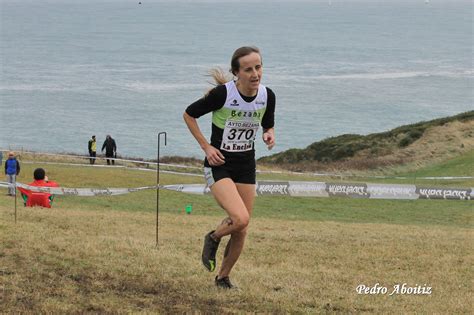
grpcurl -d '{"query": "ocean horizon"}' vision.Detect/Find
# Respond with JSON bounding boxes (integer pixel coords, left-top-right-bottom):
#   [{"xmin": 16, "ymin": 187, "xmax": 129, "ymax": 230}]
[{"xmin": 1, "ymin": 0, "xmax": 472, "ymax": 159}]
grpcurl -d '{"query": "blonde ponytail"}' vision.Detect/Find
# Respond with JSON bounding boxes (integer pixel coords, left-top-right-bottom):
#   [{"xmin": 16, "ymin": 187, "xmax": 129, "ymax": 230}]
[{"xmin": 208, "ymin": 67, "xmax": 233, "ymax": 86}]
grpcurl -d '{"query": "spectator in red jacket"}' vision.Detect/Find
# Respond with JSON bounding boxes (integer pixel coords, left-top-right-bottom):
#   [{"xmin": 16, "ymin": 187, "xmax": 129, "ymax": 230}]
[{"xmin": 19, "ymin": 168, "xmax": 59, "ymax": 208}]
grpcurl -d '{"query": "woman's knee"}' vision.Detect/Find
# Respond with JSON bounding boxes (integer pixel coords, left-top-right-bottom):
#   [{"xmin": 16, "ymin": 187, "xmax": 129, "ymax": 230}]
[{"xmin": 232, "ymin": 212, "xmax": 249, "ymax": 231}]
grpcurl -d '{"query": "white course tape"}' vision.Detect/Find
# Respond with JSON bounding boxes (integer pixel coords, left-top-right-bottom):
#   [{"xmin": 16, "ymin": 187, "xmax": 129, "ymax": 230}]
[
  {"xmin": 162, "ymin": 184, "xmax": 211, "ymax": 195},
  {"xmin": 1, "ymin": 181, "xmax": 472, "ymax": 201},
  {"xmin": 0, "ymin": 182, "xmax": 10, "ymax": 188},
  {"xmin": 0, "ymin": 182, "xmax": 158, "ymax": 196},
  {"xmin": 162, "ymin": 181, "xmax": 473, "ymax": 201}
]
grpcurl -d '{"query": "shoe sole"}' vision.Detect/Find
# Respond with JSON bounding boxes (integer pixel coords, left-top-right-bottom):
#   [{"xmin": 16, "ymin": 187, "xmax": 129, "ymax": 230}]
[
  {"xmin": 202, "ymin": 232, "xmax": 218, "ymax": 272},
  {"xmin": 202, "ymin": 259, "xmax": 216, "ymax": 272}
]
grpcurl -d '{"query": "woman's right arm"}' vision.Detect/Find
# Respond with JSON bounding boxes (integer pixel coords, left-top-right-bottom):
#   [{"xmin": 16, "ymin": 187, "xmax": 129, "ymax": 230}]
[{"xmin": 183, "ymin": 112, "xmax": 225, "ymax": 166}]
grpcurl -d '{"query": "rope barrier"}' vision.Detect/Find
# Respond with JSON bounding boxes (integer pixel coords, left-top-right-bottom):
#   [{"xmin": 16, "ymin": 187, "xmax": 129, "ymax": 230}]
[{"xmin": 1, "ymin": 181, "xmax": 472, "ymax": 201}]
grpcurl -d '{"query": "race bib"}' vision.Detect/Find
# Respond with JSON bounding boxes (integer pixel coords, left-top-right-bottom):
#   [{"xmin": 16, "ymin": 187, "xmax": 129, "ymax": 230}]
[{"xmin": 221, "ymin": 120, "xmax": 260, "ymax": 152}]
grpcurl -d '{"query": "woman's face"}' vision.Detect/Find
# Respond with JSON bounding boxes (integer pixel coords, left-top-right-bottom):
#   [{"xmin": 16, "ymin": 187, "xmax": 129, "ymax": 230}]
[{"xmin": 235, "ymin": 52, "xmax": 262, "ymax": 96}]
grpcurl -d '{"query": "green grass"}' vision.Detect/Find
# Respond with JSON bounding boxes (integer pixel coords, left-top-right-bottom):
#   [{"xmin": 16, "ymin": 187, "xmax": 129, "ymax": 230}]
[
  {"xmin": 5, "ymin": 155, "xmax": 472, "ymax": 230},
  {"xmin": 397, "ymin": 149, "xmax": 474, "ymax": 178}
]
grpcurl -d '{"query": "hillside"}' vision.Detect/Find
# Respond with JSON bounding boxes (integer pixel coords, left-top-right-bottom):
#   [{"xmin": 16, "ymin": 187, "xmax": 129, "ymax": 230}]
[{"xmin": 259, "ymin": 111, "xmax": 474, "ymax": 173}]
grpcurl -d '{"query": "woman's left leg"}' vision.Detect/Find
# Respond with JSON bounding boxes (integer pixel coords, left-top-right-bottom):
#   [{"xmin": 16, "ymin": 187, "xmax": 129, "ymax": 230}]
[{"xmin": 218, "ymin": 183, "xmax": 255, "ymax": 278}]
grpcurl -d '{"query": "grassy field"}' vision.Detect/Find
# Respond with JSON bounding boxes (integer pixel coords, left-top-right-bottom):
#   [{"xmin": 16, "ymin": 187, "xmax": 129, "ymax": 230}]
[{"xmin": 0, "ymin": 153, "xmax": 472, "ymax": 313}]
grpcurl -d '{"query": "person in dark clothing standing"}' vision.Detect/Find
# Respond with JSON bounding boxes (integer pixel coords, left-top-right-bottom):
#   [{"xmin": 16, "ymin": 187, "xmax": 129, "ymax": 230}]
[
  {"xmin": 88, "ymin": 135, "xmax": 97, "ymax": 165},
  {"xmin": 4, "ymin": 151, "xmax": 21, "ymax": 196},
  {"xmin": 101, "ymin": 135, "xmax": 117, "ymax": 165}
]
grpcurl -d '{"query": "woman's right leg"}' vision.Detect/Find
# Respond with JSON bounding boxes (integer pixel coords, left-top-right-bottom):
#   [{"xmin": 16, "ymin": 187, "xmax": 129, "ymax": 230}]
[
  {"xmin": 217, "ymin": 183, "xmax": 256, "ymax": 279},
  {"xmin": 210, "ymin": 178, "xmax": 250, "ymax": 238},
  {"xmin": 201, "ymin": 178, "xmax": 249, "ymax": 272}
]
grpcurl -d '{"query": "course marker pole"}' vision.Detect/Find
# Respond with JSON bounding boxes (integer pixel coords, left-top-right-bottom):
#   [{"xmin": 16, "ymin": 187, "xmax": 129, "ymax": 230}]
[
  {"xmin": 156, "ymin": 132, "xmax": 167, "ymax": 248},
  {"xmin": 14, "ymin": 184, "xmax": 17, "ymax": 224}
]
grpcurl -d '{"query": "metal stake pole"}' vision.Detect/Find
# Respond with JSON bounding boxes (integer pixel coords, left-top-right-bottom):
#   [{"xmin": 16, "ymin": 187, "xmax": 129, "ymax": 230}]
[
  {"xmin": 14, "ymin": 183, "xmax": 17, "ymax": 224},
  {"xmin": 156, "ymin": 132, "xmax": 167, "ymax": 247}
]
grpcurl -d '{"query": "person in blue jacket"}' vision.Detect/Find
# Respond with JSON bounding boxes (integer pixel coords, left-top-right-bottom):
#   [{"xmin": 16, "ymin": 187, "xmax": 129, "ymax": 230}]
[{"xmin": 4, "ymin": 151, "xmax": 20, "ymax": 196}]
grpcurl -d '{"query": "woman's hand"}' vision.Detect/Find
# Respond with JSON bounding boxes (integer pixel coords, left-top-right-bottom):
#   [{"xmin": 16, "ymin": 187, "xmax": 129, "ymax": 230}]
[
  {"xmin": 263, "ymin": 128, "xmax": 275, "ymax": 150},
  {"xmin": 204, "ymin": 145, "xmax": 225, "ymax": 166},
  {"xmin": 183, "ymin": 112, "xmax": 225, "ymax": 166}
]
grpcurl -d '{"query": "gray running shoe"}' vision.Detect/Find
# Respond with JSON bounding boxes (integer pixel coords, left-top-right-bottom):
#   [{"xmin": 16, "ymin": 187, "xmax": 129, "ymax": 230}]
[
  {"xmin": 202, "ymin": 230, "xmax": 220, "ymax": 272},
  {"xmin": 215, "ymin": 276, "xmax": 237, "ymax": 289}
]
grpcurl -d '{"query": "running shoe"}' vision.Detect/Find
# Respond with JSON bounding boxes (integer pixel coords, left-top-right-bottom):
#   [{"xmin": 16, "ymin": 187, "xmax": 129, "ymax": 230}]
[
  {"xmin": 202, "ymin": 230, "xmax": 220, "ymax": 272},
  {"xmin": 215, "ymin": 276, "xmax": 237, "ymax": 289}
]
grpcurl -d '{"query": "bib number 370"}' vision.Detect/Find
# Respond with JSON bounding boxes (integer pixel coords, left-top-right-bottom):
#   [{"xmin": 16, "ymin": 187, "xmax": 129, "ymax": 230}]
[
  {"xmin": 221, "ymin": 121, "xmax": 260, "ymax": 152},
  {"xmin": 227, "ymin": 129, "xmax": 255, "ymax": 141}
]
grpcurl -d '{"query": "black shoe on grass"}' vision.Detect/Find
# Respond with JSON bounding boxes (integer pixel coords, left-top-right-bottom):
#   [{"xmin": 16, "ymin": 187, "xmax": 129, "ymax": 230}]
[
  {"xmin": 202, "ymin": 230, "xmax": 220, "ymax": 272},
  {"xmin": 215, "ymin": 276, "xmax": 237, "ymax": 289}
]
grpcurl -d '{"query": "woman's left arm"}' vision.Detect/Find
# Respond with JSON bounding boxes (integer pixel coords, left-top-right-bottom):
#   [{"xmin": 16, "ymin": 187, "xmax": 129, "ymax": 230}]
[{"xmin": 262, "ymin": 87, "xmax": 276, "ymax": 150}]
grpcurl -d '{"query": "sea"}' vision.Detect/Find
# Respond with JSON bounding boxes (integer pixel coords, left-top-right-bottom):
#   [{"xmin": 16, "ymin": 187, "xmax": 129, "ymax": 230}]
[{"xmin": 0, "ymin": 0, "xmax": 472, "ymax": 159}]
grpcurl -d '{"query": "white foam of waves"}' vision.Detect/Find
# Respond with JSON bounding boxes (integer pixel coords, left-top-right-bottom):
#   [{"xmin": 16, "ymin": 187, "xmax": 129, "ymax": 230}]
[
  {"xmin": 59, "ymin": 63, "xmax": 152, "ymax": 73},
  {"xmin": 0, "ymin": 84, "xmax": 90, "ymax": 92},
  {"xmin": 444, "ymin": 69, "xmax": 474, "ymax": 78},
  {"xmin": 316, "ymin": 71, "xmax": 427, "ymax": 80},
  {"xmin": 183, "ymin": 63, "xmax": 227, "ymax": 70},
  {"xmin": 268, "ymin": 69, "xmax": 473, "ymax": 82},
  {"xmin": 124, "ymin": 82, "xmax": 205, "ymax": 92},
  {"xmin": 0, "ymin": 81, "xmax": 205, "ymax": 92}
]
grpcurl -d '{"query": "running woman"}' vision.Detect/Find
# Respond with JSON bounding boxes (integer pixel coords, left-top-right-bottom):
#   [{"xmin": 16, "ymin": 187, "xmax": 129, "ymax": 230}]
[{"xmin": 183, "ymin": 46, "xmax": 275, "ymax": 289}]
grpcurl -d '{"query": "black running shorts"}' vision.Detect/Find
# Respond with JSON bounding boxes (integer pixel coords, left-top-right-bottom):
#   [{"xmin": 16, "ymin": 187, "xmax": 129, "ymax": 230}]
[{"xmin": 204, "ymin": 159, "xmax": 256, "ymax": 187}]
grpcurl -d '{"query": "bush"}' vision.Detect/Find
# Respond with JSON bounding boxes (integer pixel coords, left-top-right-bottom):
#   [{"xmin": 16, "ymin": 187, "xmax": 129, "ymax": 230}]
[
  {"xmin": 408, "ymin": 129, "xmax": 424, "ymax": 140},
  {"xmin": 398, "ymin": 136, "xmax": 412, "ymax": 147}
]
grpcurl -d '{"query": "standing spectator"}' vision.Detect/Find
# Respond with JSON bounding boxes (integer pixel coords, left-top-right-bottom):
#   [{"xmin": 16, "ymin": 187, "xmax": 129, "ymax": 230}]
[
  {"xmin": 88, "ymin": 135, "xmax": 97, "ymax": 165},
  {"xmin": 0, "ymin": 151, "xmax": 3, "ymax": 167},
  {"xmin": 101, "ymin": 135, "xmax": 117, "ymax": 165},
  {"xmin": 4, "ymin": 151, "xmax": 20, "ymax": 196}
]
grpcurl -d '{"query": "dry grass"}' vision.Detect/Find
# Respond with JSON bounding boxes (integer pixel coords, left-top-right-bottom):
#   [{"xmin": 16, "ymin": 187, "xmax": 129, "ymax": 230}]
[
  {"xmin": 390, "ymin": 120, "xmax": 474, "ymax": 169},
  {"xmin": 262, "ymin": 120, "xmax": 474, "ymax": 174},
  {"xmin": 1, "ymin": 204, "xmax": 471, "ymax": 313}
]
